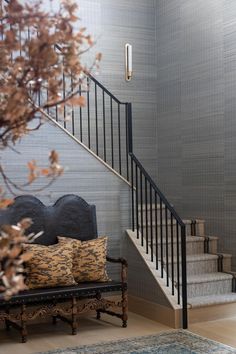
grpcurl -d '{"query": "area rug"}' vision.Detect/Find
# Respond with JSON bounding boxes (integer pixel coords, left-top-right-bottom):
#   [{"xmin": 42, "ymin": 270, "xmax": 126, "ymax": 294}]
[{"xmin": 37, "ymin": 329, "xmax": 236, "ymax": 354}]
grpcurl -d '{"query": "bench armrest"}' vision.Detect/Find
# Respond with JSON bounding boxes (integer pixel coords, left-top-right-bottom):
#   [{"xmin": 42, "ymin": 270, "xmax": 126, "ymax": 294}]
[{"xmin": 106, "ymin": 256, "xmax": 128, "ymax": 283}]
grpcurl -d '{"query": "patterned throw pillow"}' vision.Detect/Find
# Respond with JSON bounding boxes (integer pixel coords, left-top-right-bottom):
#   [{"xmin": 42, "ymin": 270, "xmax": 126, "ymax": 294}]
[
  {"xmin": 23, "ymin": 242, "xmax": 76, "ymax": 289},
  {"xmin": 58, "ymin": 236, "xmax": 110, "ymax": 283}
]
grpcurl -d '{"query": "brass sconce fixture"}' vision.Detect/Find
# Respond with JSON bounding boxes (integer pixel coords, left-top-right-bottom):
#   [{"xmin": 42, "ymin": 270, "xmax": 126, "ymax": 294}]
[{"xmin": 125, "ymin": 43, "xmax": 133, "ymax": 81}]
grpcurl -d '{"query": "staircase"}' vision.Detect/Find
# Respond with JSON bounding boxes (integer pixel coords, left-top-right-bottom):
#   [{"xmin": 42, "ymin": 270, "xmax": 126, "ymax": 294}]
[
  {"xmin": 5, "ymin": 8, "xmax": 236, "ymax": 328},
  {"xmin": 41, "ymin": 73, "xmax": 236, "ymax": 327},
  {"xmin": 132, "ymin": 204, "xmax": 236, "ymax": 323}
]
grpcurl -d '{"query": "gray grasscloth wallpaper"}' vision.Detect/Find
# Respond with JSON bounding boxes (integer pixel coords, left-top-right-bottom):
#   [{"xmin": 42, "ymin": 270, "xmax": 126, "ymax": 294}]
[
  {"xmin": 79, "ymin": 0, "xmax": 157, "ymax": 177},
  {"xmin": 1, "ymin": 121, "xmax": 131, "ymax": 279},
  {"xmin": 155, "ymin": 0, "xmax": 236, "ymax": 269}
]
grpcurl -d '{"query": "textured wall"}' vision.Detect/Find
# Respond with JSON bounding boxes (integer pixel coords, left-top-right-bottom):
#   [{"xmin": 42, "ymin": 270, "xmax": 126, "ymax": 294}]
[
  {"xmin": 0, "ymin": 0, "xmax": 157, "ymax": 293},
  {"xmin": 1, "ymin": 121, "xmax": 131, "ymax": 278},
  {"xmin": 124, "ymin": 236, "xmax": 171, "ymax": 308},
  {"xmin": 77, "ymin": 0, "xmax": 157, "ymax": 178},
  {"xmin": 155, "ymin": 0, "xmax": 236, "ymax": 269}
]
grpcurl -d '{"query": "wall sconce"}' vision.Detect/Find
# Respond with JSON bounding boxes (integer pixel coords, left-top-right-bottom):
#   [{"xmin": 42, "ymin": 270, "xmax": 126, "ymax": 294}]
[{"xmin": 125, "ymin": 43, "xmax": 133, "ymax": 81}]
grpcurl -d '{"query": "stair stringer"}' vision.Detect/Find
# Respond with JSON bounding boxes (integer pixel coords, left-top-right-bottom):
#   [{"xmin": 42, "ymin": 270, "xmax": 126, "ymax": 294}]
[
  {"xmin": 43, "ymin": 110, "xmax": 131, "ymax": 187},
  {"xmin": 125, "ymin": 229, "xmax": 182, "ymax": 328}
]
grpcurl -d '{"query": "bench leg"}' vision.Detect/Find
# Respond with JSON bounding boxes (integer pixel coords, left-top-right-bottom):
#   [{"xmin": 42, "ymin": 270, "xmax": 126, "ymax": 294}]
[
  {"xmin": 5, "ymin": 309, "xmax": 10, "ymax": 331},
  {"xmin": 5, "ymin": 319, "xmax": 11, "ymax": 331},
  {"xmin": 52, "ymin": 316, "xmax": 57, "ymax": 325},
  {"xmin": 21, "ymin": 305, "xmax": 28, "ymax": 343},
  {"xmin": 122, "ymin": 287, "xmax": 128, "ymax": 328},
  {"xmin": 96, "ymin": 310, "xmax": 101, "ymax": 320},
  {"xmin": 71, "ymin": 297, "xmax": 77, "ymax": 335}
]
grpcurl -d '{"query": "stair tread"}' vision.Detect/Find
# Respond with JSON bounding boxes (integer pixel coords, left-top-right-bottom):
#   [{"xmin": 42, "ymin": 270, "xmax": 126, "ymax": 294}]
[
  {"xmin": 188, "ymin": 293, "xmax": 236, "ymax": 308},
  {"xmin": 186, "ymin": 254, "xmax": 218, "ymax": 261},
  {"xmin": 138, "ymin": 204, "xmax": 173, "ymax": 210},
  {"xmin": 163, "ymin": 253, "xmax": 218, "ymax": 262},
  {"xmin": 141, "ymin": 219, "xmax": 204, "ymax": 227},
  {"xmin": 149, "ymin": 235, "xmax": 217, "ymax": 244},
  {"xmin": 187, "ymin": 272, "xmax": 233, "ymax": 284}
]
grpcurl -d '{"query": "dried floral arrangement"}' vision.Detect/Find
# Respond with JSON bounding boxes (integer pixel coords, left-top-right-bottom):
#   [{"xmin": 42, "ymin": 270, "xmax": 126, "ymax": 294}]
[{"xmin": 0, "ymin": 0, "xmax": 101, "ymax": 298}]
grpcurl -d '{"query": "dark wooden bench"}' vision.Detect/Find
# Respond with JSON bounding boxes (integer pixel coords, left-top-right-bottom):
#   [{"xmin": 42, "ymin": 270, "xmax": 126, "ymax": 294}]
[{"xmin": 0, "ymin": 195, "xmax": 128, "ymax": 342}]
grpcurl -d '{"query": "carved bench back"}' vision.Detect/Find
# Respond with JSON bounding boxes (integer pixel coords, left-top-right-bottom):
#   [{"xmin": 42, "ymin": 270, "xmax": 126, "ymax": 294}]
[{"xmin": 0, "ymin": 194, "xmax": 97, "ymax": 245}]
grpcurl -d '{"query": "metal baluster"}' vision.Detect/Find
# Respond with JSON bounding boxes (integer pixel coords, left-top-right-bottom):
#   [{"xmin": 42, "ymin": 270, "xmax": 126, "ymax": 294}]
[
  {"xmin": 165, "ymin": 206, "xmax": 169, "ymax": 287},
  {"xmin": 135, "ymin": 164, "xmax": 139, "ymax": 239},
  {"xmin": 181, "ymin": 225, "xmax": 188, "ymax": 329},
  {"xmin": 160, "ymin": 199, "xmax": 163, "ymax": 278},
  {"xmin": 176, "ymin": 222, "xmax": 180, "ymax": 305},
  {"xmin": 102, "ymin": 91, "xmax": 106, "ymax": 162},
  {"xmin": 155, "ymin": 192, "xmax": 159, "ymax": 270},
  {"xmin": 46, "ymin": 88, "xmax": 49, "ymax": 115},
  {"xmin": 95, "ymin": 83, "xmax": 98, "ymax": 155},
  {"xmin": 79, "ymin": 83, "xmax": 83, "ymax": 142},
  {"xmin": 140, "ymin": 171, "xmax": 144, "ymax": 246},
  {"xmin": 171, "ymin": 213, "xmax": 174, "ymax": 295},
  {"xmin": 38, "ymin": 87, "xmax": 41, "ymax": 107},
  {"xmin": 55, "ymin": 103, "xmax": 58, "ymax": 122},
  {"xmin": 19, "ymin": 26, "xmax": 22, "ymax": 56},
  {"xmin": 110, "ymin": 97, "xmax": 114, "ymax": 168},
  {"xmin": 145, "ymin": 178, "xmax": 148, "ymax": 254},
  {"xmin": 87, "ymin": 77, "xmax": 91, "ymax": 149},
  {"xmin": 125, "ymin": 104, "xmax": 129, "ymax": 181},
  {"xmin": 131, "ymin": 158, "xmax": 134, "ymax": 231},
  {"xmin": 71, "ymin": 76, "xmax": 75, "ymax": 136},
  {"xmin": 62, "ymin": 71, "xmax": 66, "ymax": 129},
  {"xmin": 150, "ymin": 185, "xmax": 153, "ymax": 262},
  {"xmin": 10, "ymin": 24, "xmax": 13, "ymax": 62},
  {"xmin": 118, "ymin": 103, "xmax": 121, "ymax": 175}
]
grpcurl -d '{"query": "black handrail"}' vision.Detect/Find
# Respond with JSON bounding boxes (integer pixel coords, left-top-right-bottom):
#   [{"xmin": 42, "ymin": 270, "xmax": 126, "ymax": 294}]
[
  {"xmin": 129, "ymin": 153, "xmax": 185, "ymax": 227},
  {"xmin": 126, "ymin": 101, "xmax": 187, "ymax": 329}
]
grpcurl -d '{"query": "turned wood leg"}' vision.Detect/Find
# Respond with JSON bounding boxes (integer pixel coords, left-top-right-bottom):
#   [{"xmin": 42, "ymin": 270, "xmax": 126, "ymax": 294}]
[
  {"xmin": 52, "ymin": 316, "xmax": 57, "ymax": 325},
  {"xmin": 71, "ymin": 297, "xmax": 77, "ymax": 335},
  {"xmin": 21, "ymin": 305, "xmax": 28, "ymax": 343},
  {"xmin": 96, "ymin": 310, "xmax": 101, "ymax": 320},
  {"xmin": 5, "ymin": 309, "xmax": 10, "ymax": 331},
  {"xmin": 122, "ymin": 288, "xmax": 128, "ymax": 328},
  {"xmin": 96, "ymin": 291, "xmax": 102, "ymax": 320},
  {"xmin": 5, "ymin": 319, "xmax": 11, "ymax": 331}
]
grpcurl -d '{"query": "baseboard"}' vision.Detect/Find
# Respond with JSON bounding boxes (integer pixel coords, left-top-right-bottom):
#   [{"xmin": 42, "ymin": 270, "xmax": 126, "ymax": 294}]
[
  {"xmin": 189, "ymin": 302, "xmax": 236, "ymax": 323},
  {"xmin": 128, "ymin": 294, "xmax": 181, "ymax": 328}
]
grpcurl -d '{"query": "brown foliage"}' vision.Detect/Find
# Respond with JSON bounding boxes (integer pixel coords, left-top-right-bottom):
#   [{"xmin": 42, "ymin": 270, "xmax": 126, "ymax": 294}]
[
  {"xmin": 0, "ymin": 0, "xmax": 101, "ymax": 298},
  {"xmin": 0, "ymin": 0, "xmax": 101, "ymax": 147}
]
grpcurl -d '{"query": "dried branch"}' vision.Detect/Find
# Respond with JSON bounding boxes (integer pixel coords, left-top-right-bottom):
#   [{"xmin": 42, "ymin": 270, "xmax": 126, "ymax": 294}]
[{"xmin": 0, "ymin": 0, "xmax": 101, "ymax": 299}]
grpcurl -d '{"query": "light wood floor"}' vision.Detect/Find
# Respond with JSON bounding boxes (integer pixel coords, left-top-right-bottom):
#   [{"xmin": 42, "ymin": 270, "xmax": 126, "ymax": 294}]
[
  {"xmin": 189, "ymin": 317, "xmax": 236, "ymax": 349},
  {"xmin": 0, "ymin": 312, "xmax": 170, "ymax": 354},
  {"xmin": 0, "ymin": 312, "xmax": 236, "ymax": 354}
]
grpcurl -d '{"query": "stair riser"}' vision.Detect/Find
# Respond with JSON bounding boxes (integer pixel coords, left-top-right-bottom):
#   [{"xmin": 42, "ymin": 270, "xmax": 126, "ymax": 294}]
[
  {"xmin": 222, "ymin": 257, "xmax": 232, "ymax": 272},
  {"xmin": 140, "ymin": 222, "xmax": 205, "ymax": 238},
  {"xmin": 149, "ymin": 238, "xmax": 218, "ymax": 255},
  {"xmin": 163, "ymin": 258, "xmax": 218, "ymax": 278},
  {"xmin": 187, "ymin": 279, "xmax": 233, "ymax": 298},
  {"xmin": 138, "ymin": 216, "xmax": 205, "ymax": 236},
  {"xmin": 150, "ymin": 240, "xmax": 204, "ymax": 256}
]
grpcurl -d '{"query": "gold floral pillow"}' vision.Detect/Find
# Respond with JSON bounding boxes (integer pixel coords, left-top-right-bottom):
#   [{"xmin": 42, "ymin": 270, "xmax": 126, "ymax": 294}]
[
  {"xmin": 23, "ymin": 242, "xmax": 76, "ymax": 289},
  {"xmin": 58, "ymin": 236, "xmax": 110, "ymax": 283}
]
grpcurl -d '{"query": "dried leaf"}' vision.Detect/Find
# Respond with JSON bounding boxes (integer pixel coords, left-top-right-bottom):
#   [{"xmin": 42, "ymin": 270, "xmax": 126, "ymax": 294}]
[{"xmin": 67, "ymin": 95, "xmax": 86, "ymax": 107}]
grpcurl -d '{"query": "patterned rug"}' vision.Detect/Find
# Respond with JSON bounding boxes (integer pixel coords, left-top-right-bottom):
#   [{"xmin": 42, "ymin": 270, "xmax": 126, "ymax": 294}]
[{"xmin": 37, "ymin": 329, "xmax": 236, "ymax": 354}]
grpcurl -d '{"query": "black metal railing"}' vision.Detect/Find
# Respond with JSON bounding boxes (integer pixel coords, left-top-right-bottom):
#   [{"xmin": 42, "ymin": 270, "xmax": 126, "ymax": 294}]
[
  {"xmin": 127, "ymin": 128, "xmax": 187, "ymax": 328},
  {"xmin": 2, "ymin": 1, "xmax": 188, "ymax": 328},
  {"xmin": 49, "ymin": 74, "xmax": 187, "ymax": 328}
]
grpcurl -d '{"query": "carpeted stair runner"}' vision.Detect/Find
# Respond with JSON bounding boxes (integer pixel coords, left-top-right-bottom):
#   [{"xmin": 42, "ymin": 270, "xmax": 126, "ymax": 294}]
[{"xmin": 138, "ymin": 204, "xmax": 236, "ymax": 309}]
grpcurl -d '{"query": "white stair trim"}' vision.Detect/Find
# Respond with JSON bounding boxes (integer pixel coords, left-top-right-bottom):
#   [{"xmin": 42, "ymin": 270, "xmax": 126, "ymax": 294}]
[{"xmin": 40, "ymin": 108, "xmax": 131, "ymax": 187}]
